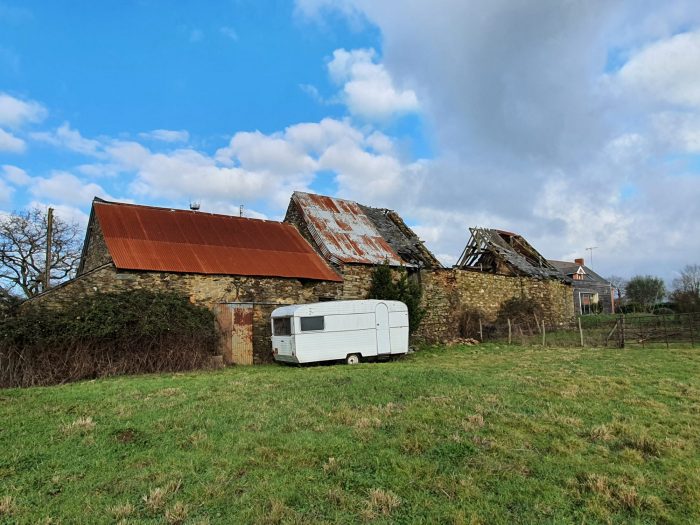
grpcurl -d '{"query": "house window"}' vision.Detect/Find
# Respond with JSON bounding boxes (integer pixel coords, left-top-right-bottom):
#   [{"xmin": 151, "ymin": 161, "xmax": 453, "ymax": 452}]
[
  {"xmin": 573, "ymin": 273, "xmax": 583, "ymax": 280},
  {"xmin": 300, "ymin": 316, "xmax": 324, "ymax": 331},
  {"xmin": 273, "ymin": 317, "xmax": 292, "ymax": 336}
]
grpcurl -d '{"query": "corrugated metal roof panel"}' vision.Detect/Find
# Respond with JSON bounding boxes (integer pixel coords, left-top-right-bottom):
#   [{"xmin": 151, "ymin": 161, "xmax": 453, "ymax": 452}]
[
  {"xmin": 93, "ymin": 201, "xmax": 342, "ymax": 281},
  {"xmin": 292, "ymin": 192, "xmax": 405, "ymax": 266}
]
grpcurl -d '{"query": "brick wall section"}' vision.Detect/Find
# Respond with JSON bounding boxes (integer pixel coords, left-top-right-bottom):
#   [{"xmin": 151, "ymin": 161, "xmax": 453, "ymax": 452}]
[{"xmin": 77, "ymin": 213, "xmax": 112, "ymax": 275}]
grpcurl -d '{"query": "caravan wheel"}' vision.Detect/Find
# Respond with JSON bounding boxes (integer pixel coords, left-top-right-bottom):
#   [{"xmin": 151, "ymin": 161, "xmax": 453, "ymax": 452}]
[{"xmin": 346, "ymin": 354, "xmax": 361, "ymax": 365}]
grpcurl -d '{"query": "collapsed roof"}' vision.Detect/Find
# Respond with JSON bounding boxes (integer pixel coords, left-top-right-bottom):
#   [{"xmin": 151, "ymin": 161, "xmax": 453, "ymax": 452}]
[
  {"xmin": 82, "ymin": 199, "xmax": 342, "ymax": 281},
  {"xmin": 287, "ymin": 191, "xmax": 441, "ymax": 268},
  {"xmin": 455, "ymin": 227, "xmax": 566, "ymax": 281}
]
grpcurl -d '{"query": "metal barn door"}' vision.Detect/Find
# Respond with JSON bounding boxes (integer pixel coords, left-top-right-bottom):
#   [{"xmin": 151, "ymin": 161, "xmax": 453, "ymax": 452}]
[
  {"xmin": 375, "ymin": 303, "xmax": 391, "ymax": 355},
  {"xmin": 215, "ymin": 303, "xmax": 254, "ymax": 365}
]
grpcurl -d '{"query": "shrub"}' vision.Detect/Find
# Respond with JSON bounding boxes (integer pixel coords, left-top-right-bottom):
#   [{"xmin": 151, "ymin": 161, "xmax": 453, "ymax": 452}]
[
  {"xmin": 367, "ymin": 262, "xmax": 424, "ymax": 333},
  {"xmin": 0, "ymin": 290, "xmax": 219, "ymax": 388}
]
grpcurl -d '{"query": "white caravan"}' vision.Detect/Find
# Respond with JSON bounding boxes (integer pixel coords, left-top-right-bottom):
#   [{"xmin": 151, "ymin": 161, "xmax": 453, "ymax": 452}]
[{"xmin": 270, "ymin": 300, "xmax": 409, "ymax": 365}]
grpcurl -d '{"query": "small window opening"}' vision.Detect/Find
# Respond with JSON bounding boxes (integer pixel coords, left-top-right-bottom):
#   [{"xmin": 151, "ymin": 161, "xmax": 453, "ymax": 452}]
[
  {"xmin": 300, "ymin": 316, "xmax": 324, "ymax": 331},
  {"xmin": 273, "ymin": 317, "xmax": 292, "ymax": 336}
]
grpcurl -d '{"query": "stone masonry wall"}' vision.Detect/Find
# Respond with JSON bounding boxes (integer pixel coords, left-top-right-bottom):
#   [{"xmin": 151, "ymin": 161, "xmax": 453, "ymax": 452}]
[
  {"xmin": 29, "ymin": 264, "xmax": 344, "ymax": 364},
  {"xmin": 415, "ymin": 269, "xmax": 575, "ymax": 342},
  {"xmin": 78, "ymin": 213, "xmax": 112, "ymax": 275},
  {"xmin": 30, "ymin": 262, "xmax": 574, "ymax": 363}
]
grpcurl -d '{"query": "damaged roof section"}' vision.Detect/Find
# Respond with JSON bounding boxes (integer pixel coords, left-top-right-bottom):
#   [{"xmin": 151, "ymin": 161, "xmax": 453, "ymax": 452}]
[
  {"xmin": 455, "ymin": 227, "xmax": 567, "ymax": 281},
  {"xmin": 288, "ymin": 191, "xmax": 441, "ymax": 268},
  {"xmin": 358, "ymin": 204, "xmax": 442, "ymax": 268}
]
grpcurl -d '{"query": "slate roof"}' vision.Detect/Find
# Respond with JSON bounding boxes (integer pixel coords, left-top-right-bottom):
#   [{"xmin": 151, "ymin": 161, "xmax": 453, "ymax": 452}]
[
  {"xmin": 289, "ymin": 191, "xmax": 441, "ymax": 268},
  {"xmin": 86, "ymin": 199, "xmax": 341, "ymax": 281},
  {"xmin": 549, "ymin": 260, "xmax": 611, "ymax": 285}
]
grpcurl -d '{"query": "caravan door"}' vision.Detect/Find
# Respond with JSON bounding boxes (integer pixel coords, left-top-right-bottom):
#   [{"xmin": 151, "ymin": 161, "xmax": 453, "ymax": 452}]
[{"xmin": 375, "ymin": 302, "xmax": 391, "ymax": 355}]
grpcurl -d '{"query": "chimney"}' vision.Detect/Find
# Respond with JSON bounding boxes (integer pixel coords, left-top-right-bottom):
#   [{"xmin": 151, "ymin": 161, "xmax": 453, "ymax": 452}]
[{"xmin": 574, "ymin": 258, "xmax": 584, "ymax": 266}]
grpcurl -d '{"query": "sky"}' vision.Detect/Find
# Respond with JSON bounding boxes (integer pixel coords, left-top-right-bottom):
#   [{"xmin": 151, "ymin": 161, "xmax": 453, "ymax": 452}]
[{"xmin": 1, "ymin": 0, "xmax": 699, "ymax": 284}]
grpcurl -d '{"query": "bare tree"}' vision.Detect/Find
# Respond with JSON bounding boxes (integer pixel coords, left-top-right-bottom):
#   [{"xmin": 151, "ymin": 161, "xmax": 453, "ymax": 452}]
[
  {"xmin": 606, "ymin": 275, "xmax": 627, "ymax": 300},
  {"xmin": 0, "ymin": 208, "xmax": 82, "ymax": 298},
  {"xmin": 673, "ymin": 264, "xmax": 700, "ymax": 296},
  {"xmin": 671, "ymin": 264, "xmax": 700, "ymax": 313}
]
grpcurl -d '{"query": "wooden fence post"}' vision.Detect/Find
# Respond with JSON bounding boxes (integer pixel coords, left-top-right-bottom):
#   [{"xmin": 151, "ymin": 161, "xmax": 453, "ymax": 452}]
[
  {"xmin": 578, "ymin": 317, "xmax": 584, "ymax": 348},
  {"xmin": 507, "ymin": 318, "xmax": 512, "ymax": 345},
  {"xmin": 541, "ymin": 320, "xmax": 546, "ymax": 347},
  {"xmin": 478, "ymin": 318, "xmax": 483, "ymax": 342},
  {"xmin": 620, "ymin": 315, "xmax": 626, "ymax": 349},
  {"xmin": 662, "ymin": 314, "xmax": 669, "ymax": 349},
  {"xmin": 690, "ymin": 313, "xmax": 696, "ymax": 348}
]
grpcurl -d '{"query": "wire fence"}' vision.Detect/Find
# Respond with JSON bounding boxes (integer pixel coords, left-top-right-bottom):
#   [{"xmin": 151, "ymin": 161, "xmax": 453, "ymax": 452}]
[{"xmin": 470, "ymin": 312, "xmax": 699, "ymax": 348}]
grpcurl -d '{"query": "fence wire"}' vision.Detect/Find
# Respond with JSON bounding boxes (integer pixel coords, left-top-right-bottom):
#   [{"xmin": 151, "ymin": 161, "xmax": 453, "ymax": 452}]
[{"xmin": 469, "ymin": 313, "xmax": 699, "ymax": 348}]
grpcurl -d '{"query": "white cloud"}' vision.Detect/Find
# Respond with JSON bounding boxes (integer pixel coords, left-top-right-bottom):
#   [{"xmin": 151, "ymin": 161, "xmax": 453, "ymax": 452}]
[
  {"xmin": 297, "ymin": 0, "xmax": 700, "ymax": 280},
  {"xmin": 139, "ymin": 129, "xmax": 190, "ymax": 143},
  {"xmin": 30, "ymin": 122, "xmax": 102, "ymax": 156},
  {"xmin": 327, "ymin": 48, "xmax": 419, "ymax": 120},
  {"xmin": 652, "ymin": 112, "xmax": 700, "ymax": 153},
  {"xmin": 0, "ymin": 179, "xmax": 13, "ymax": 205},
  {"xmin": 0, "ymin": 128, "xmax": 25, "ymax": 153},
  {"xmin": 616, "ymin": 30, "xmax": 700, "ymax": 109},
  {"xmin": 0, "ymin": 92, "xmax": 46, "ymax": 128},
  {"xmin": 29, "ymin": 171, "xmax": 110, "ymax": 206},
  {"xmin": 2, "ymin": 165, "xmax": 31, "ymax": 185}
]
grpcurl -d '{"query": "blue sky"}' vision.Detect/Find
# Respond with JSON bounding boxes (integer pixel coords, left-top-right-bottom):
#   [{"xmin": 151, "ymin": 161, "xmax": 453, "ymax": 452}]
[{"xmin": 1, "ymin": 1, "xmax": 699, "ymax": 282}]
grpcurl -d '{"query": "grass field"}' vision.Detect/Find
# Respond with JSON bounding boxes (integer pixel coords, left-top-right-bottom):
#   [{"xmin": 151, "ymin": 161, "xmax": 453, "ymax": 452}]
[{"xmin": 1, "ymin": 344, "xmax": 699, "ymax": 524}]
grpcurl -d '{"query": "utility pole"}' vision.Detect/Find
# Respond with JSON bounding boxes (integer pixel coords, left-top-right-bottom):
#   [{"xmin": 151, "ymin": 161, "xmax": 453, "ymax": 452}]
[
  {"xmin": 586, "ymin": 246, "xmax": 598, "ymax": 266},
  {"xmin": 44, "ymin": 207, "xmax": 54, "ymax": 292}
]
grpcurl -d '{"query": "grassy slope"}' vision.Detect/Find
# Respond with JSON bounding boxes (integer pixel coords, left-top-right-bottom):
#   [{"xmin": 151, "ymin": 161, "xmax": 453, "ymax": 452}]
[{"xmin": 1, "ymin": 345, "xmax": 699, "ymax": 524}]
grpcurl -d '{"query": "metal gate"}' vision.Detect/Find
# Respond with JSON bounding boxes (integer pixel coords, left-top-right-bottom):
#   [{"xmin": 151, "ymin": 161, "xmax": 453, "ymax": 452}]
[{"xmin": 215, "ymin": 303, "xmax": 254, "ymax": 365}]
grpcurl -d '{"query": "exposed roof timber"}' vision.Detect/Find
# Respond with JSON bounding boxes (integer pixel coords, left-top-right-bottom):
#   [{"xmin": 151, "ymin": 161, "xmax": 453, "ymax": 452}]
[{"xmin": 456, "ymin": 227, "xmax": 567, "ymax": 281}]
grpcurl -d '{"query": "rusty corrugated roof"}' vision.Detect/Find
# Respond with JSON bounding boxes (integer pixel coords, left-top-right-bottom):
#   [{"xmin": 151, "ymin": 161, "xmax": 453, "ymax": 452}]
[
  {"xmin": 93, "ymin": 200, "xmax": 342, "ymax": 281},
  {"xmin": 291, "ymin": 192, "xmax": 405, "ymax": 266}
]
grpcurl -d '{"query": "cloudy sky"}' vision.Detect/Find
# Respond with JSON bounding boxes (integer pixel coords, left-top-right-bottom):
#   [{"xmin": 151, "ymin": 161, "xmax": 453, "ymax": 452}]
[{"xmin": 1, "ymin": 1, "xmax": 699, "ymax": 282}]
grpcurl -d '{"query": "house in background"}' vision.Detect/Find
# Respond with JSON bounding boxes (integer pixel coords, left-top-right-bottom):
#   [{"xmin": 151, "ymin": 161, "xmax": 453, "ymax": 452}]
[{"xmin": 549, "ymin": 258, "xmax": 615, "ymax": 315}]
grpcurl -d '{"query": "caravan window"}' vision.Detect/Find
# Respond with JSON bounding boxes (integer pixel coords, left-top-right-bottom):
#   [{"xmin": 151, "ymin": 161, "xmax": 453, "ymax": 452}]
[
  {"xmin": 300, "ymin": 316, "xmax": 324, "ymax": 331},
  {"xmin": 273, "ymin": 317, "xmax": 292, "ymax": 336}
]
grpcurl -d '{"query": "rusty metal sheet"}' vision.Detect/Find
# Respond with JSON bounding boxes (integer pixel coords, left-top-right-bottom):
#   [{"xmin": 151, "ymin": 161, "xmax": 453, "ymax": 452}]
[
  {"xmin": 215, "ymin": 303, "xmax": 254, "ymax": 365},
  {"xmin": 93, "ymin": 201, "xmax": 342, "ymax": 281},
  {"xmin": 292, "ymin": 192, "xmax": 404, "ymax": 266}
]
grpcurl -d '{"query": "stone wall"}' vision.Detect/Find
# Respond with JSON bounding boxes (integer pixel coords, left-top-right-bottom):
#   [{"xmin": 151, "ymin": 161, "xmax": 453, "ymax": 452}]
[
  {"xmin": 77, "ymin": 212, "xmax": 112, "ymax": 275},
  {"xmin": 414, "ymin": 269, "xmax": 575, "ymax": 342},
  {"xmin": 30, "ymin": 262, "xmax": 574, "ymax": 364}
]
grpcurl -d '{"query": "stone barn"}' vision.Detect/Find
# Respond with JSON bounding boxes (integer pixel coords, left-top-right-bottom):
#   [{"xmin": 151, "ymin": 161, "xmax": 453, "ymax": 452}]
[
  {"xmin": 37, "ymin": 198, "xmax": 345, "ymax": 364},
  {"xmin": 32, "ymin": 193, "xmax": 575, "ymax": 365}
]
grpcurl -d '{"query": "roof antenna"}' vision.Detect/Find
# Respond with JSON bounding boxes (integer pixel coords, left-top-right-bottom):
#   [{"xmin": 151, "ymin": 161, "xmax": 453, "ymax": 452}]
[
  {"xmin": 585, "ymin": 246, "xmax": 597, "ymax": 265},
  {"xmin": 189, "ymin": 200, "xmax": 201, "ymax": 211},
  {"xmin": 239, "ymin": 204, "xmax": 244, "ymax": 217}
]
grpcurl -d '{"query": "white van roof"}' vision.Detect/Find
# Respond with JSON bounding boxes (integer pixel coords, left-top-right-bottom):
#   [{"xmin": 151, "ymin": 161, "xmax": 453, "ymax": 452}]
[{"xmin": 272, "ymin": 299, "xmax": 407, "ymax": 318}]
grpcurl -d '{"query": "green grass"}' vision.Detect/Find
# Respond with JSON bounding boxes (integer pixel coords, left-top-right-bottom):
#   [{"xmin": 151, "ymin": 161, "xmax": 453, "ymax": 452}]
[{"xmin": 1, "ymin": 345, "xmax": 699, "ymax": 524}]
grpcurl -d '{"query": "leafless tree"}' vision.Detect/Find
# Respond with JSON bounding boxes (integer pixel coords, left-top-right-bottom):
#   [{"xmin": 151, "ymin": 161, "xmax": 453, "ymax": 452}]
[
  {"xmin": 0, "ymin": 208, "xmax": 82, "ymax": 298},
  {"xmin": 671, "ymin": 264, "xmax": 700, "ymax": 312},
  {"xmin": 673, "ymin": 264, "xmax": 700, "ymax": 296},
  {"xmin": 606, "ymin": 275, "xmax": 627, "ymax": 301}
]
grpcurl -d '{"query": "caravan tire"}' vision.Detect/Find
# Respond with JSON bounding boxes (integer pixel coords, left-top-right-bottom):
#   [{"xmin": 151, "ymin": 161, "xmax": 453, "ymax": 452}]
[{"xmin": 346, "ymin": 354, "xmax": 361, "ymax": 365}]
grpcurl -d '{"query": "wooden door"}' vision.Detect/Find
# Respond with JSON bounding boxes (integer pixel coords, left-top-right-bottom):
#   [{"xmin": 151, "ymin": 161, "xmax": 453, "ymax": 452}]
[{"xmin": 215, "ymin": 304, "xmax": 254, "ymax": 365}]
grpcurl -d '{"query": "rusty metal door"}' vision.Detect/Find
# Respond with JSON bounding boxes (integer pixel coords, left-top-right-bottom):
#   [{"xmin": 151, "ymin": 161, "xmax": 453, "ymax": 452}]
[{"xmin": 215, "ymin": 303, "xmax": 254, "ymax": 365}]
